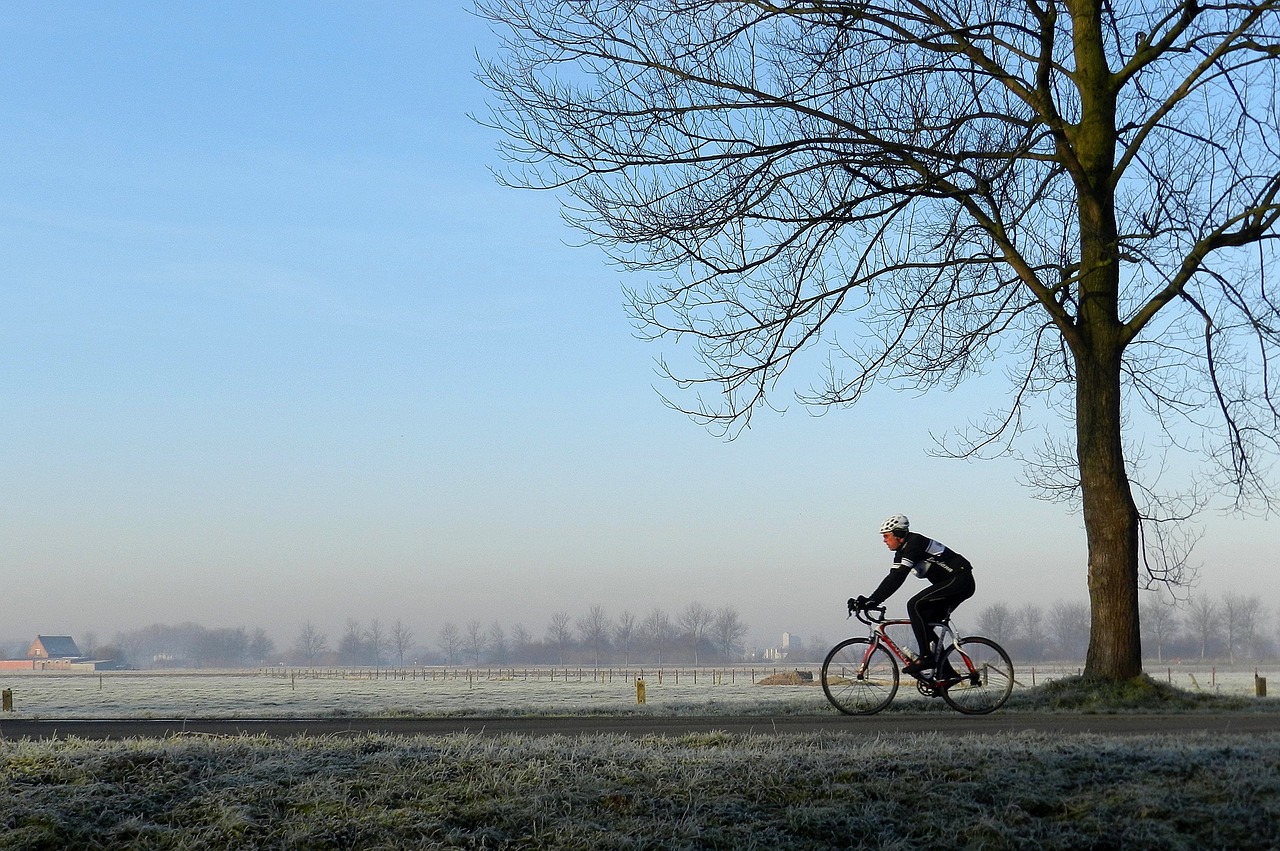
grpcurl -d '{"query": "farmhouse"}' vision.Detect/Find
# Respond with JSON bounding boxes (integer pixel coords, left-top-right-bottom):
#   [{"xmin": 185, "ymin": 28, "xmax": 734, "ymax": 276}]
[{"xmin": 0, "ymin": 634, "xmax": 111, "ymax": 671}]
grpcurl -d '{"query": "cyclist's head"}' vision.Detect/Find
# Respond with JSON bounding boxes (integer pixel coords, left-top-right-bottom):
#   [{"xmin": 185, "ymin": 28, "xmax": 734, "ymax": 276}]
[{"xmin": 878, "ymin": 514, "xmax": 909, "ymax": 536}]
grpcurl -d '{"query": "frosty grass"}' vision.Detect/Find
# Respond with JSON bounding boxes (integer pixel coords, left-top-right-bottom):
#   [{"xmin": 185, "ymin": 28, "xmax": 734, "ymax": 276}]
[{"xmin": 1, "ymin": 668, "xmax": 1278, "ymax": 850}]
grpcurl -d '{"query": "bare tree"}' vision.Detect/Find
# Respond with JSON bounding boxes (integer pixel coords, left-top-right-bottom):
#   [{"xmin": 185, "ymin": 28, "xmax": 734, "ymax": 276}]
[
  {"xmin": 478, "ymin": 0, "xmax": 1280, "ymax": 683},
  {"xmin": 339, "ymin": 619, "xmax": 368, "ymax": 666},
  {"xmin": 976, "ymin": 603, "xmax": 1016, "ymax": 646},
  {"xmin": 712, "ymin": 606, "xmax": 748, "ymax": 662},
  {"xmin": 391, "ymin": 620, "xmax": 415, "ymax": 667},
  {"xmin": 614, "ymin": 609, "xmax": 639, "ymax": 666},
  {"xmin": 576, "ymin": 605, "xmax": 613, "ymax": 668},
  {"xmin": 1184, "ymin": 597, "xmax": 1221, "ymax": 660},
  {"xmin": 367, "ymin": 619, "xmax": 388, "ymax": 668},
  {"xmin": 1048, "ymin": 601, "xmax": 1091, "ymax": 660},
  {"xmin": 677, "ymin": 602, "xmax": 715, "ymax": 666},
  {"xmin": 1221, "ymin": 592, "xmax": 1262, "ymax": 664},
  {"xmin": 1015, "ymin": 603, "xmax": 1049, "ymax": 662},
  {"xmin": 546, "ymin": 611, "xmax": 574, "ymax": 665},
  {"xmin": 465, "ymin": 619, "xmax": 487, "ymax": 666},
  {"xmin": 488, "ymin": 622, "xmax": 509, "ymax": 665},
  {"xmin": 642, "ymin": 607, "xmax": 674, "ymax": 666},
  {"xmin": 438, "ymin": 622, "xmax": 463, "ymax": 666},
  {"xmin": 1139, "ymin": 592, "xmax": 1179, "ymax": 664},
  {"xmin": 292, "ymin": 621, "xmax": 328, "ymax": 666},
  {"xmin": 247, "ymin": 628, "xmax": 275, "ymax": 664},
  {"xmin": 807, "ymin": 634, "xmax": 829, "ymax": 664},
  {"xmin": 511, "ymin": 623, "xmax": 533, "ymax": 663}
]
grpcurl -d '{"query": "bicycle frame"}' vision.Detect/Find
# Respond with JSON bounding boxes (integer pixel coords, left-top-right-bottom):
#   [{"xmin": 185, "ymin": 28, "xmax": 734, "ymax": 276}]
[{"xmin": 852, "ymin": 605, "xmax": 963, "ymax": 680}]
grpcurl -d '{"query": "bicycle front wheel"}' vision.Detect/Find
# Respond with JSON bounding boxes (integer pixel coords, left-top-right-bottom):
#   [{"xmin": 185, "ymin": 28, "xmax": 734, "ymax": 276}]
[
  {"xmin": 821, "ymin": 638, "xmax": 899, "ymax": 715},
  {"xmin": 939, "ymin": 636, "xmax": 1014, "ymax": 714}
]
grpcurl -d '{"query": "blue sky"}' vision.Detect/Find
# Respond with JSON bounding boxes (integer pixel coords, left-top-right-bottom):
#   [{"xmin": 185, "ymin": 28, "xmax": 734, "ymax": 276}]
[{"xmin": 1, "ymin": 2, "xmax": 1273, "ymax": 654}]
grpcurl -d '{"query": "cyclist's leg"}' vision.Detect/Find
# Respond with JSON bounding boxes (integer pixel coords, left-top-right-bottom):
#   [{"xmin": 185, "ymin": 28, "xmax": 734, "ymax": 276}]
[
  {"xmin": 931, "ymin": 621, "xmax": 962, "ymax": 680},
  {"xmin": 906, "ymin": 572, "xmax": 973, "ymax": 659},
  {"xmin": 935, "ymin": 575, "xmax": 976, "ymax": 680}
]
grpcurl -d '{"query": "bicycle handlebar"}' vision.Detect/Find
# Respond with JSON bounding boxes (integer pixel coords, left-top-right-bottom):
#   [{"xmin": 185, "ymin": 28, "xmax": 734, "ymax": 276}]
[{"xmin": 849, "ymin": 603, "xmax": 887, "ymax": 624}]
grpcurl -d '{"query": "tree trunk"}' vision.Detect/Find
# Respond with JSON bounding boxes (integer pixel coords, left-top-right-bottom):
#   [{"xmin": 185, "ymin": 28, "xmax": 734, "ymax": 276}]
[
  {"xmin": 1076, "ymin": 346, "xmax": 1143, "ymax": 680},
  {"xmin": 1067, "ymin": 6, "xmax": 1142, "ymax": 680}
]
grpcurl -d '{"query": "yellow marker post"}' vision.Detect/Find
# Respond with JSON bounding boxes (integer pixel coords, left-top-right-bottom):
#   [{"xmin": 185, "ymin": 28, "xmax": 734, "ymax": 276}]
[{"xmin": 635, "ymin": 677, "xmax": 646, "ymax": 704}]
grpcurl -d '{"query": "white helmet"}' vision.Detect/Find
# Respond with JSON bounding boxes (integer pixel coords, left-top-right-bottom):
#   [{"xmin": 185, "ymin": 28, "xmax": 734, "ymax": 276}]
[{"xmin": 879, "ymin": 514, "xmax": 910, "ymax": 535}]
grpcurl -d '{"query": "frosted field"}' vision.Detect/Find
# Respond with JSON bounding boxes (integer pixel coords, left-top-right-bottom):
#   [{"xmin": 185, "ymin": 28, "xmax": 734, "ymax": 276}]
[
  {"xmin": 0, "ymin": 665, "xmax": 1273, "ymax": 719},
  {"xmin": 1, "ymin": 670, "xmax": 829, "ymax": 719}
]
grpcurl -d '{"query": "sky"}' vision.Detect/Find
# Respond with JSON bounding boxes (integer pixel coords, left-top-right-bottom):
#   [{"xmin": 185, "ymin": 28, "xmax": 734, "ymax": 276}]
[{"xmin": 2, "ymin": 2, "xmax": 1276, "ymax": 655}]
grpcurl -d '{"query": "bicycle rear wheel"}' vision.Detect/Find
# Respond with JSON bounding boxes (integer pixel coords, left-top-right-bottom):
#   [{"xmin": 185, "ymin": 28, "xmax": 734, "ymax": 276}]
[
  {"xmin": 939, "ymin": 636, "xmax": 1014, "ymax": 714},
  {"xmin": 821, "ymin": 638, "xmax": 898, "ymax": 715}
]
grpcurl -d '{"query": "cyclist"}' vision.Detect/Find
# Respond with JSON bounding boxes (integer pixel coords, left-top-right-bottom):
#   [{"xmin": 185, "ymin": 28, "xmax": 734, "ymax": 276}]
[{"xmin": 851, "ymin": 514, "xmax": 975, "ymax": 676}]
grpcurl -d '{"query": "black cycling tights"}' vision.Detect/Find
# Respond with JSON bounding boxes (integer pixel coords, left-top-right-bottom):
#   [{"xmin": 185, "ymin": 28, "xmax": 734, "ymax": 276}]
[{"xmin": 906, "ymin": 570, "xmax": 976, "ymax": 657}]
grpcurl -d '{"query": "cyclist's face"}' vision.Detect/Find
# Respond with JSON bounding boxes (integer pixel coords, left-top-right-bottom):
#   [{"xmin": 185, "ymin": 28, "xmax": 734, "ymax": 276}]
[{"xmin": 882, "ymin": 531, "xmax": 904, "ymax": 550}]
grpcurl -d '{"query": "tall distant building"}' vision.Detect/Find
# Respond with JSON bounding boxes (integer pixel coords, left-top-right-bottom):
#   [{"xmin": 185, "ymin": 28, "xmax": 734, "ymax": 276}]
[{"xmin": 765, "ymin": 631, "xmax": 804, "ymax": 661}]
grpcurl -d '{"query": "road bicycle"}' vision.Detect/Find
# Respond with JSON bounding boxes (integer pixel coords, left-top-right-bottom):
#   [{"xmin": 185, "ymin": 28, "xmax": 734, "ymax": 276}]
[{"xmin": 821, "ymin": 603, "xmax": 1015, "ymax": 715}]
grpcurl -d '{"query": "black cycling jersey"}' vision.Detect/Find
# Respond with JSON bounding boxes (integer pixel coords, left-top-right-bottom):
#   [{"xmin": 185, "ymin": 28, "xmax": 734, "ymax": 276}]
[{"xmin": 868, "ymin": 531, "xmax": 972, "ymax": 605}]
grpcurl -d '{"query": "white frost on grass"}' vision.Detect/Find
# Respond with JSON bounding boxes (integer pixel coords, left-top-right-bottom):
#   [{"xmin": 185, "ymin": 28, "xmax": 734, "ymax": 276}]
[
  {"xmin": 0, "ymin": 665, "xmax": 1272, "ymax": 719},
  {"xmin": 2, "ymin": 730, "xmax": 1280, "ymax": 849}
]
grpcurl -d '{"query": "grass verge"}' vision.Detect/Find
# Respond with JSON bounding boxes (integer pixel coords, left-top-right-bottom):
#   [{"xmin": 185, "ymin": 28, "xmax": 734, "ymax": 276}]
[{"xmin": 2, "ymin": 728, "xmax": 1279, "ymax": 850}]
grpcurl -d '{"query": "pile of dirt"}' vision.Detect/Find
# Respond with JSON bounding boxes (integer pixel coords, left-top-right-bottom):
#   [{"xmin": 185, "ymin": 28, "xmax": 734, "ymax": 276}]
[{"xmin": 757, "ymin": 670, "xmax": 818, "ymax": 686}]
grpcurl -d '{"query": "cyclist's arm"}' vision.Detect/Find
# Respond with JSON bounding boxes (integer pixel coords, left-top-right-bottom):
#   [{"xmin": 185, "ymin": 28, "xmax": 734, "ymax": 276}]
[{"xmin": 866, "ymin": 566, "xmax": 910, "ymax": 606}]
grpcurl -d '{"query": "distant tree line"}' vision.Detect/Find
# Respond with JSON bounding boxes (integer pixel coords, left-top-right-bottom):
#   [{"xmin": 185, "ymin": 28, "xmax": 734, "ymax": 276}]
[
  {"xmin": 289, "ymin": 603, "xmax": 750, "ymax": 669},
  {"xmin": 960, "ymin": 592, "xmax": 1276, "ymax": 664},
  {"xmin": 78, "ymin": 623, "xmax": 277, "ymax": 670},
  {"xmin": 59, "ymin": 590, "xmax": 1279, "ymax": 670},
  {"xmin": 1139, "ymin": 592, "xmax": 1275, "ymax": 665}
]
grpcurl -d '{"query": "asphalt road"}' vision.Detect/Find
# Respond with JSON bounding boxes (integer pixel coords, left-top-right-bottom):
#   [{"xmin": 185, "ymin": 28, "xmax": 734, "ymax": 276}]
[{"xmin": 3, "ymin": 713, "xmax": 1278, "ymax": 740}]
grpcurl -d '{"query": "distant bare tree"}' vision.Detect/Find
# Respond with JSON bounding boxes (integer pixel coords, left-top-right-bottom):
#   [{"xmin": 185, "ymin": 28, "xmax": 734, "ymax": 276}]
[
  {"xmin": 292, "ymin": 622, "xmax": 328, "ymax": 666},
  {"xmin": 511, "ymin": 623, "xmax": 533, "ymax": 663},
  {"xmin": 247, "ymin": 628, "xmax": 275, "ymax": 664},
  {"xmin": 1185, "ymin": 597, "xmax": 1221, "ymax": 660},
  {"xmin": 465, "ymin": 619, "xmax": 487, "ymax": 666},
  {"xmin": 546, "ymin": 611, "xmax": 574, "ymax": 665},
  {"xmin": 1221, "ymin": 593, "xmax": 1262, "ymax": 664},
  {"xmin": 576, "ymin": 605, "xmax": 612, "ymax": 668},
  {"xmin": 488, "ymin": 622, "xmax": 509, "ymax": 665},
  {"xmin": 1274, "ymin": 605, "xmax": 1280, "ymax": 660},
  {"xmin": 339, "ymin": 619, "xmax": 368, "ymax": 666},
  {"xmin": 712, "ymin": 606, "xmax": 748, "ymax": 662},
  {"xmin": 1015, "ymin": 604, "xmax": 1048, "ymax": 662},
  {"xmin": 614, "ymin": 610, "xmax": 638, "ymax": 666},
  {"xmin": 438, "ymin": 622, "xmax": 463, "ymax": 666},
  {"xmin": 679, "ymin": 602, "xmax": 714, "ymax": 666},
  {"xmin": 391, "ymin": 620, "xmax": 415, "ymax": 667},
  {"xmin": 642, "ymin": 608, "xmax": 674, "ymax": 666},
  {"xmin": 1139, "ymin": 592, "xmax": 1179, "ymax": 664},
  {"xmin": 976, "ymin": 603, "xmax": 1016, "ymax": 646},
  {"xmin": 367, "ymin": 619, "xmax": 388, "ymax": 667},
  {"xmin": 807, "ymin": 634, "xmax": 830, "ymax": 665},
  {"xmin": 1048, "ymin": 602, "xmax": 1090, "ymax": 661}
]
